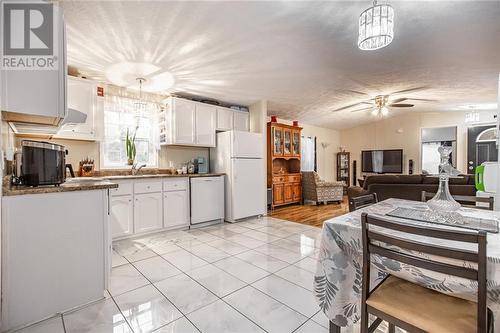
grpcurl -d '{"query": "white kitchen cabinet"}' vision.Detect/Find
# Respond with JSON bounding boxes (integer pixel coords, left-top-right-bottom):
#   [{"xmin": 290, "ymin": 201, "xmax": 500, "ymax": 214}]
[
  {"xmin": 163, "ymin": 190, "xmax": 189, "ymax": 228},
  {"xmin": 54, "ymin": 77, "xmax": 97, "ymax": 140},
  {"xmin": 173, "ymin": 98, "xmax": 196, "ymax": 145},
  {"xmin": 2, "ymin": 189, "xmax": 109, "ymax": 331},
  {"xmin": 233, "ymin": 111, "xmax": 250, "ymax": 131},
  {"xmin": 195, "ymin": 104, "xmax": 216, "ymax": 146},
  {"xmin": 1, "ymin": 6, "xmax": 67, "ymax": 126},
  {"xmin": 134, "ymin": 192, "xmax": 163, "ymax": 234},
  {"xmin": 110, "ymin": 195, "xmax": 134, "ymax": 238},
  {"xmin": 217, "ymin": 107, "xmax": 234, "ymax": 131}
]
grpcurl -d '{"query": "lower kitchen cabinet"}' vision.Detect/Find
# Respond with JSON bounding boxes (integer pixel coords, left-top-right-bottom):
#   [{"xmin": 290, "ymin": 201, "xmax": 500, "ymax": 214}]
[
  {"xmin": 292, "ymin": 183, "xmax": 302, "ymax": 201},
  {"xmin": 134, "ymin": 192, "xmax": 163, "ymax": 234},
  {"xmin": 110, "ymin": 195, "xmax": 134, "ymax": 238},
  {"xmin": 163, "ymin": 190, "xmax": 189, "ymax": 228},
  {"xmin": 284, "ymin": 183, "xmax": 293, "ymax": 202},
  {"xmin": 273, "ymin": 183, "xmax": 284, "ymax": 205}
]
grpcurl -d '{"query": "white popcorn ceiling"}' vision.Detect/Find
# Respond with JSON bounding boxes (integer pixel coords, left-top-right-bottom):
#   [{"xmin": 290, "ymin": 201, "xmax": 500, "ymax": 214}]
[{"xmin": 59, "ymin": 1, "xmax": 500, "ymax": 130}]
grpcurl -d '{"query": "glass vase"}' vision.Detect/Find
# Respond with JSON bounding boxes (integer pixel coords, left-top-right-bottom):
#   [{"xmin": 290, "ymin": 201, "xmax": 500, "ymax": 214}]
[{"xmin": 427, "ymin": 174, "xmax": 461, "ymax": 212}]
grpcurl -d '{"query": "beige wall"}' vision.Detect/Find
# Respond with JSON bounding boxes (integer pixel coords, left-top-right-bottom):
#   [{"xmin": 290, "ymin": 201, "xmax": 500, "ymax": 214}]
[
  {"xmin": 270, "ymin": 117, "xmax": 341, "ymax": 182},
  {"xmin": 340, "ymin": 111, "xmax": 497, "ymax": 181},
  {"xmin": 159, "ymin": 146, "xmax": 209, "ymax": 169}
]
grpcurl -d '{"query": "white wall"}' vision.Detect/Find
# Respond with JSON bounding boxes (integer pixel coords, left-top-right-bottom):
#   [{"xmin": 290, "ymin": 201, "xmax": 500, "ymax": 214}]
[{"xmin": 340, "ymin": 110, "xmax": 498, "ymax": 180}]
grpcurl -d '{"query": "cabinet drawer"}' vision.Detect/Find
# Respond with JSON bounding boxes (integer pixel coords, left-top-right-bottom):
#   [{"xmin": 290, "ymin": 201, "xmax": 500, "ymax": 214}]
[
  {"xmin": 273, "ymin": 176, "xmax": 286, "ymax": 183},
  {"xmin": 109, "ymin": 181, "xmax": 133, "ymax": 196},
  {"xmin": 163, "ymin": 178, "xmax": 188, "ymax": 191},
  {"xmin": 134, "ymin": 181, "xmax": 162, "ymax": 194},
  {"xmin": 286, "ymin": 175, "xmax": 301, "ymax": 183}
]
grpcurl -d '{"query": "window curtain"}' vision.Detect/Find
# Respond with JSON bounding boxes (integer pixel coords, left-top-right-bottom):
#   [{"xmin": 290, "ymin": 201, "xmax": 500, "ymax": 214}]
[
  {"xmin": 103, "ymin": 95, "xmax": 161, "ymax": 168},
  {"xmin": 301, "ymin": 136, "xmax": 316, "ymax": 172}
]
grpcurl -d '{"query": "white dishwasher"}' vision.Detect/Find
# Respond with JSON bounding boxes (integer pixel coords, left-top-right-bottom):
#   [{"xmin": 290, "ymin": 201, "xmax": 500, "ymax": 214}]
[{"xmin": 190, "ymin": 176, "xmax": 225, "ymax": 225}]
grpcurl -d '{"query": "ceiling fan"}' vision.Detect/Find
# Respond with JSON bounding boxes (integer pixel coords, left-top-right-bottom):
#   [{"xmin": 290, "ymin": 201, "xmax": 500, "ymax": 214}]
[{"xmin": 332, "ymin": 87, "xmax": 436, "ymax": 116}]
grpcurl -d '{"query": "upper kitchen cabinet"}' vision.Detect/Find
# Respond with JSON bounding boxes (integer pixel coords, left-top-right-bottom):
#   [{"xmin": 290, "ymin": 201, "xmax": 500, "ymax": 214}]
[
  {"xmin": 161, "ymin": 97, "xmax": 216, "ymax": 147},
  {"xmin": 195, "ymin": 103, "xmax": 216, "ymax": 146},
  {"xmin": 1, "ymin": 5, "xmax": 67, "ymax": 126},
  {"xmin": 54, "ymin": 77, "xmax": 98, "ymax": 141},
  {"xmin": 216, "ymin": 107, "xmax": 234, "ymax": 131},
  {"xmin": 233, "ymin": 110, "xmax": 249, "ymax": 131}
]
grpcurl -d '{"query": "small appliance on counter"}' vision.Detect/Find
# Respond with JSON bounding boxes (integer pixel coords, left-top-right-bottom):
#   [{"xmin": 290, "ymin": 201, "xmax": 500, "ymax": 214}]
[
  {"xmin": 19, "ymin": 140, "xmax": 67, "ymax": 186},
  {"xmin": 196, "ymin": 157, "xmax": 208, "ymax": 174}
]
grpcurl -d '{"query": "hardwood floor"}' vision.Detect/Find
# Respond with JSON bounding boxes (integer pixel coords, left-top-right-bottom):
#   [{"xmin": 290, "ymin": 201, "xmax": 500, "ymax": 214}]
[{"xmin": 269, "ymin": 197, "xmax": 349, "ymax": 228}]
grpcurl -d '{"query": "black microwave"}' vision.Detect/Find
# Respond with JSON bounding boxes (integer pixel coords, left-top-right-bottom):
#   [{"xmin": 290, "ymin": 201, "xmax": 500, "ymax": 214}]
[{"xmin": 21, "ymin": 140, "xmax": 66, "ymax": 186}]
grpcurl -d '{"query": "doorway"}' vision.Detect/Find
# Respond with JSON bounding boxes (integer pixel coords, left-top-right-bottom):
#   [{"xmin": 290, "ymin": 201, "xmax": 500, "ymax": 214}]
[{"xmin": 467, "ymin": 125, "xmax": 498, "ymax": 174}]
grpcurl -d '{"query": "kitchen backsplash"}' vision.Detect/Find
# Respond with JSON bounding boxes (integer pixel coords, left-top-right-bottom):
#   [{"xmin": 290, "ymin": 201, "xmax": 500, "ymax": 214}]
[{"xmin": 5, "ymin": 133, "xmax": 209, "ymax": 174}]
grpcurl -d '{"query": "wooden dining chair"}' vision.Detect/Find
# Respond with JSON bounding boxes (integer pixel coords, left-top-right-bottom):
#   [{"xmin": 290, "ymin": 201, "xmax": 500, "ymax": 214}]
[
  {"xmin": 421, "ymin": 191, "xmax": 494, "ymax": 210},
  {"xmin": 360, "ymin": 212, "xmax": 491, "ymax": 333},
  {"xmin": 350, "ymin": 193, "xmax": 378, "ymax": 211}
]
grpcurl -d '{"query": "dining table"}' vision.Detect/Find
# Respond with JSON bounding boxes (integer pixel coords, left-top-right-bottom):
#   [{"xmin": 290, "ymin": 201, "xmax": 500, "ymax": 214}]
[{"xmin": 314, "ymin": 198, "xmax": 500, "ymax": 332}]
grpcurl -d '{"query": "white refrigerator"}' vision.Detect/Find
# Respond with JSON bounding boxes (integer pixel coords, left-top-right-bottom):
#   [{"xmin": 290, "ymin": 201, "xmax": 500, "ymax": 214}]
[{"xmin": 211, "ymin": 131, "xmax": 266, "ymax": 222}]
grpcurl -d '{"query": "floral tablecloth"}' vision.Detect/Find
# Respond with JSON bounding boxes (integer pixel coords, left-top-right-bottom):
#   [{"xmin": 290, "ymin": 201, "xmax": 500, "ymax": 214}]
[{"xmin": 314, "ymin": 198, "xmax": 500, "ymax": 330}]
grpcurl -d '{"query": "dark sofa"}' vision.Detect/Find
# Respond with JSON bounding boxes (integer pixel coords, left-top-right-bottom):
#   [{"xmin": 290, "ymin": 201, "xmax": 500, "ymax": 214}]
[{"xmin": 348, "ymin": 174, "xmax": 476, "ymax": 211}]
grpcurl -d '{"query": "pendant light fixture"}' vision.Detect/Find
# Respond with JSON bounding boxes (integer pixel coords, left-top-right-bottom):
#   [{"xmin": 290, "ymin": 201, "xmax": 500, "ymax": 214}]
[
  {"xmin": 135, "ymin": 77, "xmax": 147, "ymax": 115},
  {"xmin": 358, "ymin": 0, "xmax": 395, "ymax": 50}
]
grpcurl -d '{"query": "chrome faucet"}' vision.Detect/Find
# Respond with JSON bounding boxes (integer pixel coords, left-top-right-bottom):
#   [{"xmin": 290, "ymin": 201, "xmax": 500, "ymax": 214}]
[{"xmin": 131, "ymin": 163, "xmax": 147, "ymax": 175}]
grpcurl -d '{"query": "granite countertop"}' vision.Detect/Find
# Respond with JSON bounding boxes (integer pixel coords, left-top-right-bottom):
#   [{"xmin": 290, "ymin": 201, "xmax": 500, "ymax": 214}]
[
  {"xmin": 100, "ymin": 173, "xmax": 225, "ymax": 180},
  {"xmin": 3, "ymin": 179, "xmax": 118, "ymax": 196},
  {"xmin": 3, "ymin": 173, "xmax": 225, "ymax": 196}
]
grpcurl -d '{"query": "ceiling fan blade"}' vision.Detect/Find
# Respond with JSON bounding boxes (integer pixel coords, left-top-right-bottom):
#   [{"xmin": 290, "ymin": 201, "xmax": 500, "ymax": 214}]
[
  {"xmin": 350, "ymin": 107, "xmax": 374, "ymax": 113},
  {"xmin": 390, "ymin": 97, "xmax": 407, "ymax": 104},
  {"xmin": 405, "ymin": 98, "xmax": 438, "ymax": 102},
  {"xmin": 337, "ymin": 89, "xmax": 370, "ymax": 96},
  {"xmin": 389, "ymin": 103, "xmax": 414, "ymax": 108},
  {"xmin": 332, "ymin": 102, "xmax": 365, "ymax": 112},
  {"xmin": 390, "ymin": 86, "xmax": 429, "ymax": 95}
]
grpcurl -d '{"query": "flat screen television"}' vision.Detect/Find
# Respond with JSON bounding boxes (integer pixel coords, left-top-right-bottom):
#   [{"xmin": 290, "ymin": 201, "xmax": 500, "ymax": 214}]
[{"xmin": 361, "ymin": 149, "xmax": 403, "ymax": 174}]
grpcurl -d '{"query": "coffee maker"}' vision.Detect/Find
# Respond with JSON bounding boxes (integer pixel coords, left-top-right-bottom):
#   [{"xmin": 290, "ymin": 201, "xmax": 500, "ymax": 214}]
[{"xmin": 196, "ymin": 157, "xmax": 208, "ymax": 174}]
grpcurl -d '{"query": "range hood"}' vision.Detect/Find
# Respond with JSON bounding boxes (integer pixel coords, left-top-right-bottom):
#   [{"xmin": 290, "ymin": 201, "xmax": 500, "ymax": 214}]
[{"xmin": 7, "ymin": 108, "xmax": 87, "ymax": 136}]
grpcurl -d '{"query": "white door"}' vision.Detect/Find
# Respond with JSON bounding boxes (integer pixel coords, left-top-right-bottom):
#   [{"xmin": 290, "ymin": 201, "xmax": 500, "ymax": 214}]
[
  {"xmin": 216, "ymin": 108, "xmax": 234, "ymax": 131},
  {"xmin": 174, "ymin": 98, "xmax": 196, "ymax": 144},
  {"xmin": 134, "ymin": 192, "xmax": 163, "ymax": 233},
  {"xmin": 233, "ymin": 111, "xmax": 249, "ymax": 131},
  {"xmin": 232, "ymin": 131, "xmax": 263, "ymax": 158},
  {"xmin": 231, "ymin": 159, "xmax": 265, "ymax": 220},
  {"xmin": 190, "ymin": 177, "xmax": 224, "ymax": 224},
  {"xmin": 55, "ymin": 77, "xmax": 96, "ymax": 140},
  {"xmin": 163, "ymin": 190, "xmax": 189, "ymax": 228},
  {"xmin": 110, "ymin": 195, "xmax": 133, "ymax": 238},
  {"xmin": 195, "ymin": 104, "xmax": 216, "ymax": 146}
]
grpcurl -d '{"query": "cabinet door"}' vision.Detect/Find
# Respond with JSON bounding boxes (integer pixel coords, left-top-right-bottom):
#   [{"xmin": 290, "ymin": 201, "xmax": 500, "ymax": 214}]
[
  {"xmin": 284, "ymin": 183, "xmax": 294, "ymax": 202},
  {"xmin": 195, "ymin": 104, "xmax": 216, "ymax": 146},
  {"xmin": 292, "ymin": 183, "xmax": 302, "ymax": 201},
  {"xmin": 216, "ymin": 108, "xmax": 234, "ymax": 131},
  {"xmin": 272, "ymin": 127, "xmax": 283, "ymax": 157},
  {"xmin": 110, "ymin": 195, "xmax": 134, "ymax": 238},
  {"xmin": 55, "ymin": 77, "xmax": 96, "ymax": 140},
  {"xmin": 233, "ymin": 111, "xmax": 249, "ymax": 131},
  {"xmin": 283, "ymin": 128, "xmax": 292, "ymax": 156},
  {"xmin": 163, "ymin": 190, "xmax": 189, "ymax": 228},
  {"xmin": 173, "ymin": 98, "xmax": 196, "ymax": 144},
  {"xmin": 292, "ymin": 130, "xmax": 301, "ymax": 157},
  {"xmin": 273, "ymin": 184, "xmax": 284, "ymax": 205},
  {"xmin": 134, "ymin": 193, "xmax": 163, "ymax": 234}
]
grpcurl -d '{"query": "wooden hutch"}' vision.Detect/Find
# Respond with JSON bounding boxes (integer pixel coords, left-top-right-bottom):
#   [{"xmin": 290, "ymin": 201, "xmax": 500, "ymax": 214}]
[{"xmin": 267, "ymin": 122, "xmax": 303, "ymax": 208}]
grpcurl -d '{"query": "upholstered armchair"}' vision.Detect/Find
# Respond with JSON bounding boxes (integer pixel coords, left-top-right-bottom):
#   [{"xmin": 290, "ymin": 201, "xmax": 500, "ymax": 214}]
[{"xmin": 301, "ymin": 171, "xmax": 344, "ymax": 205}]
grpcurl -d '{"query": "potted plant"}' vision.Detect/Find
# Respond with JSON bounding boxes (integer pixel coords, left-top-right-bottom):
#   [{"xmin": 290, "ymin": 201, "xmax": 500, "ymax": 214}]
[{"xmin": 126, "ymin": 128, "xmax": 137, "ymax": 165}]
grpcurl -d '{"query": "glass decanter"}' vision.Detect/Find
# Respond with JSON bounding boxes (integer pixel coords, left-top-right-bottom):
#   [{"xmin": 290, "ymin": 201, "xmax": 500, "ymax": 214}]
[{"xmin": 426, "ymin": 146, "xmax": 461, "ymax": 213}]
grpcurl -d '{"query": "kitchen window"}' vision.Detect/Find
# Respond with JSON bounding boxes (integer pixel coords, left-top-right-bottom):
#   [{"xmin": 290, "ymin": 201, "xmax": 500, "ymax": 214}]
[{"xmin": 102, "ymin": 95, "xmax": 160, "ymax": 168}]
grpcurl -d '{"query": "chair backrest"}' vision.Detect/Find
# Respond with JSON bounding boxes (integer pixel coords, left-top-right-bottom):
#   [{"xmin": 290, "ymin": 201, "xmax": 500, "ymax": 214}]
[
  {"xmin": 421, "ymin": 191, "xmax": 494, "ymax": 211},
  {"xmin": 361, "ymin": 213, "xmax": 488, "ymax": 332},
  {"xmin": 351, "ymin": 193, "xmax": 378, "ymax": 211}
]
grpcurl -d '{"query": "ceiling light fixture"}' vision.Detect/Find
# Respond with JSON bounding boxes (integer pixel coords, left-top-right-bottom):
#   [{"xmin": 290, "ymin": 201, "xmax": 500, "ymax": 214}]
[{"xmin": 358, "ymin": 0, "xmax": 395, "ymax": 51}]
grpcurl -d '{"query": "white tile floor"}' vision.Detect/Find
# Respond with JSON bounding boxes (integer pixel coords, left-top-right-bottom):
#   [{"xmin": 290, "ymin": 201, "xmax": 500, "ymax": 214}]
[{"xmin": 13, "ymin": 217, "xmax": 391, "ymax": 333}]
